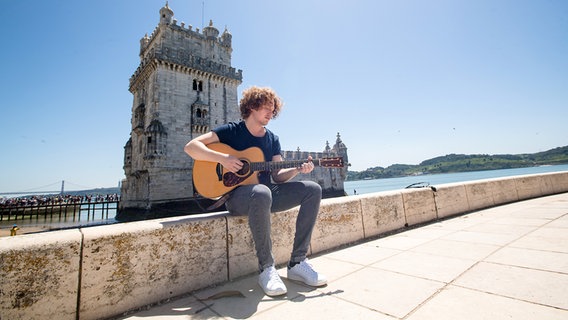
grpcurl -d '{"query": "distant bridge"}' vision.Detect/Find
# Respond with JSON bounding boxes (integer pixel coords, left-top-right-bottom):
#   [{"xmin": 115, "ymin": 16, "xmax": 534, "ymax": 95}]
[
  {"xmin": 1, "ymin": 180, "xmax": 117, "ymax": 197},
  {"xmin": 1, "ymin": 190, "xmax": 61, "ymax": 196}
]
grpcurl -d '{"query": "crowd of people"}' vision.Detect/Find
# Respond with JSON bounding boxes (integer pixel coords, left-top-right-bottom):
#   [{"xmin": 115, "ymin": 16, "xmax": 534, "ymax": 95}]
[{"xmin": 0, "ymin": 194, "xmax": 120, "ymax": 208}]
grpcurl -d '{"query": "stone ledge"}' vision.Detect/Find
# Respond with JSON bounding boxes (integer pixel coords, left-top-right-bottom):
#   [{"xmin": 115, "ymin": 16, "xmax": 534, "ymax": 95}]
[{"xmin": 1, "ymin": 171, "xmax": 566, "ymax": 320}]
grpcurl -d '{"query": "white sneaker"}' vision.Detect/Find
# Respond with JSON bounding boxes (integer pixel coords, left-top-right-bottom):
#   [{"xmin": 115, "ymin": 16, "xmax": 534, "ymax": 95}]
[
  {"xmin": 287, "ymin": 258, "xmax": 327, "ymax": 287},
  {"xmin": 258, "ymin": 266, "xmax": 287, "ymax": 296}
]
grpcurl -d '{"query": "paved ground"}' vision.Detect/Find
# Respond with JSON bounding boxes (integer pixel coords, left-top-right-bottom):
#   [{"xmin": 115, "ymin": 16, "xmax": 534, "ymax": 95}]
[{"xmin": 115, "ymin": 193, "xmax": 568, "ymax": 319}]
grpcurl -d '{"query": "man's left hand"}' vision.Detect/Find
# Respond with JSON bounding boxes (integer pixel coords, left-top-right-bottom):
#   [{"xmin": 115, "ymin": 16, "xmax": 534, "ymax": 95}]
[{"xmin": 298, "ymin": 156, "xmax": 314, "ymax": 174}]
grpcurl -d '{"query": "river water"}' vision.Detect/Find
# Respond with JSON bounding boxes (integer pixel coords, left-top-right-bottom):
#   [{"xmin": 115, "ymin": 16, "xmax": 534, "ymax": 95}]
[{"xmin": 0, "ymin": 203, "xmax": 117, "ymax": 236}]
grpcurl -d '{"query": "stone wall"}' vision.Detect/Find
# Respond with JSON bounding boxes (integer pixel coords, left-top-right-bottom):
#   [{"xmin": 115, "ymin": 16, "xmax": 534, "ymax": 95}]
[{"xmin": 1, "ymin": 171, "xmax": 567, "ymax": 319}]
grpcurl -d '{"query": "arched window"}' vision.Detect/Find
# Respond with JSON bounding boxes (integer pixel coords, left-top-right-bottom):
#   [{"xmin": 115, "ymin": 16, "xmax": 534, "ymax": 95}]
[
  {"xmin": 191, "ymin": 100, "xmax": 209, "ymax": 133},
  {"xmin": 192, "ymin": 79, "xmax": 204, "ymax": 92}
]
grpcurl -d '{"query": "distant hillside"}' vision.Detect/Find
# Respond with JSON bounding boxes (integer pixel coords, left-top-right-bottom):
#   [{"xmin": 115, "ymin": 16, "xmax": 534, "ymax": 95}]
[{"xmin": 347, "ymin": 146, "xmax": 568, "ymax": 181}]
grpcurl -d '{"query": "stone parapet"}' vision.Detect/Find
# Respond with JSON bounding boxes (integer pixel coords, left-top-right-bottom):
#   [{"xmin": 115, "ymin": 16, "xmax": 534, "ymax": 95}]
[{"xmin": 1, "ymin": 171, "xmax": 567, "ymax": 319}]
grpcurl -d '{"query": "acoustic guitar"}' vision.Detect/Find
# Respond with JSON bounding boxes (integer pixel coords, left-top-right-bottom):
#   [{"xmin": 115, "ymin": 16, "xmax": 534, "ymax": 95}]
[{"xmin": 193, "ymin": 143, "xmax": 344, "ymax": 199}]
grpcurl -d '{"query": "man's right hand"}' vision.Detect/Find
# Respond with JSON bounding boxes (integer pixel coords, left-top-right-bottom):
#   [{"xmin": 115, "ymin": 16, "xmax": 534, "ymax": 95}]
[{"xmin": 221, "ymin": 154, "xmax": 244, "ymax": 173}]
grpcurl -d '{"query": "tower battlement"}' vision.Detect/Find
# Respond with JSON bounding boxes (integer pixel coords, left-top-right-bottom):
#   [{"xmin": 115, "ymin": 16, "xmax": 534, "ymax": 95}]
[{"xmin": 130, "ymin": 4, "xmax": 241, "ymax": 92}]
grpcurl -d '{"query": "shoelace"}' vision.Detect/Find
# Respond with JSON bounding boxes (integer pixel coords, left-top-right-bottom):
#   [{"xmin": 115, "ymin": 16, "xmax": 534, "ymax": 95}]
[
  {"xmin": 268, "ymin": 268, "xmax": 282, "ymax": 283},
  {"xmin": 298, "ymin": 261, "xmax": 317, "ymax": 276}
]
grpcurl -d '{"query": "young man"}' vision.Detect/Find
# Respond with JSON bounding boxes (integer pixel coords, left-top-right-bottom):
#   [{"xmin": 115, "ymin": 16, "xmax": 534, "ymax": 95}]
[{"xmin": 184, "ymin": 86, "xmax": 327, "ymax": 296}]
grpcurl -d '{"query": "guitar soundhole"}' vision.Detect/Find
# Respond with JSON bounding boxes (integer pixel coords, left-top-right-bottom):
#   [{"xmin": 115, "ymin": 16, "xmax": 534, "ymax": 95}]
[
  {"xmin": 237, "ymin": 161, "xmax": 251, "ymax": 176},
  {"xmin": 222, "ymin": 161, "xmax": 252, "ymax": 187}
]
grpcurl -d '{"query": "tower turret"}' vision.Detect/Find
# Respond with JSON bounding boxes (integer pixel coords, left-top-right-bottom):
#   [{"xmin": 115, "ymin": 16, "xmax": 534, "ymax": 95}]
[
  {"xmin": 221, "ymin": 27, "xmax": 232, "ymax": 47},
  {"xmin": 333, "ymin": 132, "xmax": 348, "ymax": 164},
  {"xmin": 159, "ymin": 2, "xmax": 174, "ymax": 25},
  {"xmin": 140, "ymin": 33, "xmax": 150, "ymax": 57},
  {"xmin": 203, "ymin": 20, "xmax": 220, "ymax": 39},
  {"xmin": 323, "ymin": 141, "xmax": 332, "ymax": 156}
]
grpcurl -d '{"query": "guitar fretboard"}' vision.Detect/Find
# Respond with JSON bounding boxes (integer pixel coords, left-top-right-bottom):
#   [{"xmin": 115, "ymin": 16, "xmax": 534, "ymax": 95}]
[{"xmin": 250, "ymin": 158, "xmax": 344, "ymax": 171}]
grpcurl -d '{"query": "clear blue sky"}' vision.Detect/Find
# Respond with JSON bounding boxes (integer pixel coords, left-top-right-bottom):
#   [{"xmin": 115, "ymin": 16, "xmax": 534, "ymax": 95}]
[{"xmin": 1, "ymin": 0, "xmax": 567, "ymax": 193}]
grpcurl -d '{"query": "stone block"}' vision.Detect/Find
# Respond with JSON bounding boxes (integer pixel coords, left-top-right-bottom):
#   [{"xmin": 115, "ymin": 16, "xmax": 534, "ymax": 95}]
[
  {"xmin": 465, "ymin": 180, "xmax": 495, "ymax": 211},
  {"xmin": 311, "ymin": 196, "xmax": 364, "ymax": 254},
  {"xmin": 556, "ymin": 171, "xmax": 568, "ymax": 192},
  {"xmin": 226, "ymin": 215, "xmax": 257, "ymax": 279},
  {"xmin": 490, "ymin": 177, "xmax": 519, "ymax": 206},
  {"xmin": 0, "ymin": 230, "xmax": 82, "ymax": 320},
  {"xmin": 401, "ymin": 188, "xmax": 437, "ymax": 226},
  {"xmin": 515, "ymin": 174, "xmax": 545, "ymax": 200},
  {"xmin": 542, "ymin": 171, "xmax": 568, "ymax": 194},
  {"xmin": 79, "ymin": 213, "xmax": 227, "ymax": 320},
  {"xmin": 433, "ymin": 183, "xmax": 470, "ymax": 219},
  {"xmin": 359, "ymin": 191, "xmax": 406, "ymax": 238},
  {"xmin": 270, "ymin": 208, "xmax": 302, "ymax": 266}
]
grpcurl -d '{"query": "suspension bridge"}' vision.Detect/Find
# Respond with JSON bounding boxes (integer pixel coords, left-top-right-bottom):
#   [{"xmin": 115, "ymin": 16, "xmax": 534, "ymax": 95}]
[{"xmin": 0, "ymin": 180, "xmax": 119, "ymax": 196}]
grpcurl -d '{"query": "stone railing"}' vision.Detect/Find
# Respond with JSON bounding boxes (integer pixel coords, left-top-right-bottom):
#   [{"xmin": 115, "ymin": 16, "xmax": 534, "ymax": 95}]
[{"xmin": 1, "ymin": 171, "xmax": 567, "ymax": 320}]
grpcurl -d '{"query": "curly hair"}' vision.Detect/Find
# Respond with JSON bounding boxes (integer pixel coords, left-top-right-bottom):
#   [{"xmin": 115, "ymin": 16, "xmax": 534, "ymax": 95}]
[{"xmin": 239, "ymin": 86, "xmax": 283, "ymax": 119}]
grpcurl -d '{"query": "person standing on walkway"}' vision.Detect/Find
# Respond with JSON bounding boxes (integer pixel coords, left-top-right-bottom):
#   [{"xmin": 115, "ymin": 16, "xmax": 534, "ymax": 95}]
[
  {"xmin": 10, "ymin": 224, "xmax": 19, "ymax": 236},
  {"xmin": 184, "ymin": 86, "xmax": 327, "ymax": 296}
]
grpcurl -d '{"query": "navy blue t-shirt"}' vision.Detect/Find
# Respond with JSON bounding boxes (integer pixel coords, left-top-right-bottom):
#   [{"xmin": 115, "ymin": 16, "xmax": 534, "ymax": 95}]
[{"xmin": 212, "ymin": 121, "xmax": 281, "ymax": 185}]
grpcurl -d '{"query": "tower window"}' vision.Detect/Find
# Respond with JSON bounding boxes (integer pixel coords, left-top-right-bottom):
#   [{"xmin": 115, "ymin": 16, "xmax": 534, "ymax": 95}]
[{"xmin": 192, "ymin": 79, "xmax": 203, "ymax": 91}]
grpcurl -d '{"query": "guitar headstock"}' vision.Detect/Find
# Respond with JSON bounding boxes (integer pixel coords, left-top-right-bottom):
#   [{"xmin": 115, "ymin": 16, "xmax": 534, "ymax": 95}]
[{"xmin": 320, "ymin": 157, "xmax": 344, "ymax": 168}]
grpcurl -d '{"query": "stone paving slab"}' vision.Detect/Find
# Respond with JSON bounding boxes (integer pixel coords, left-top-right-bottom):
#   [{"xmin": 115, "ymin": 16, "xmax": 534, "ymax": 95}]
[
  {"xmin": 406, "ymin": 286, "xmax": 568, "ymax": 320},
  {"xmin": 454, "ymin": 262, "xmax": 568, "ymax": 310},
  {"xmin": 115, "ymin": 193, "xmax": 568, "ymax": 319}
]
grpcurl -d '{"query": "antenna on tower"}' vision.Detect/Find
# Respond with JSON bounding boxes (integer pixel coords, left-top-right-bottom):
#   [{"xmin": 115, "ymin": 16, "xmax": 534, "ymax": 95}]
[{"xmin": 201, "ymin": 1, "xmax": 205, "ymax": 30}]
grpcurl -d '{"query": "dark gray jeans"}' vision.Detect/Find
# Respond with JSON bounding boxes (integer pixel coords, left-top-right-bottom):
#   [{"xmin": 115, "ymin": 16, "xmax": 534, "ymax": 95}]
[{"xmin": 224, "ymin": 180, "xmax": 322, "ymax": 271}]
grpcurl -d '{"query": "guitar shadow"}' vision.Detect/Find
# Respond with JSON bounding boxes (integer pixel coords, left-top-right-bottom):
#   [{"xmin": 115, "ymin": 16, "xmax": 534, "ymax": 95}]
[{"xmin": 190, "ymin": 277, "xmax": 343, "ymax": 319}]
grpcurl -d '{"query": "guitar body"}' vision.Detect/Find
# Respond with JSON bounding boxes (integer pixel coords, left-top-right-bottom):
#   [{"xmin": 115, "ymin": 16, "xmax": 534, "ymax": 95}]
[{"xmin": 193, "ymin": 143, "xmax": 264, "ymax": 199}]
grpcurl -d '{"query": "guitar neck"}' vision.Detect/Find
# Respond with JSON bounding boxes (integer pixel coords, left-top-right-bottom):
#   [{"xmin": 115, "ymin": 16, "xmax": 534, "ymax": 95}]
[{"xmin": 251, "ymin": 159, "xmax": 323, "ymax": 172}]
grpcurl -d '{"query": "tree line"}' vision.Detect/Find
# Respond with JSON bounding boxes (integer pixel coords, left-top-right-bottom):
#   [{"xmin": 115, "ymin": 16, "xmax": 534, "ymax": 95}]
[{"xmin": 347, "ymin": 146, "xmax": 568, "ymax": 181}]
